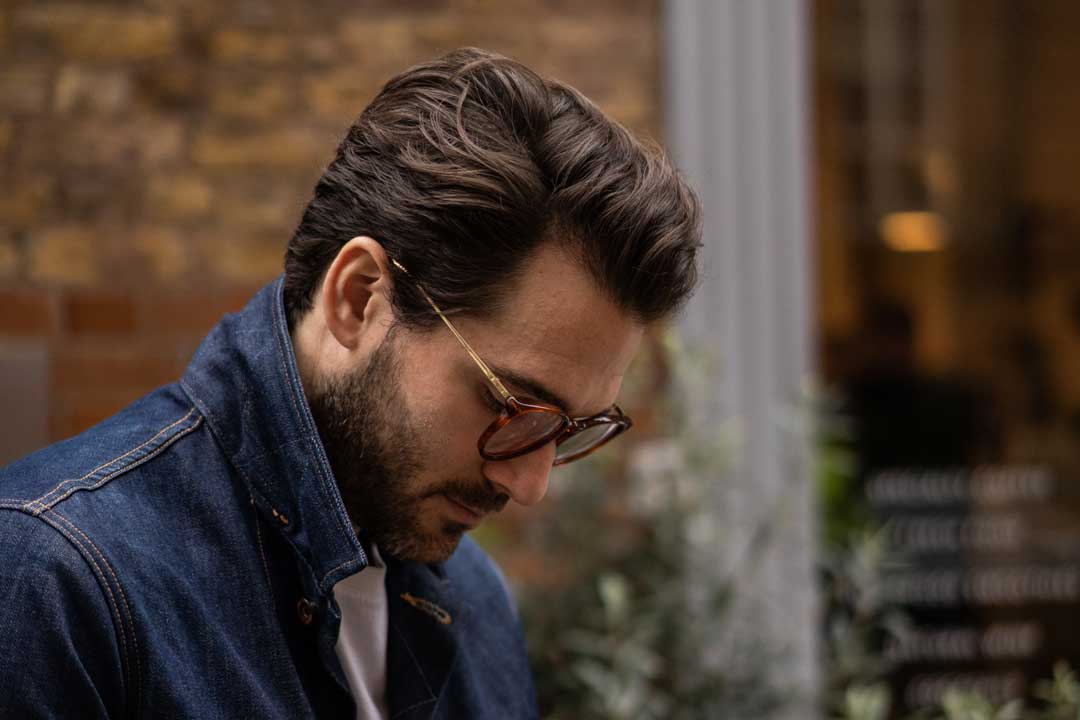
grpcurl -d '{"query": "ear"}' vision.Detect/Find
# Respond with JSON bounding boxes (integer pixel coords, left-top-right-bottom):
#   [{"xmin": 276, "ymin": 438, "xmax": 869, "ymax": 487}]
[{"xmin": 319, "ymin": 236, "xmax": 394, "ymax": 352}]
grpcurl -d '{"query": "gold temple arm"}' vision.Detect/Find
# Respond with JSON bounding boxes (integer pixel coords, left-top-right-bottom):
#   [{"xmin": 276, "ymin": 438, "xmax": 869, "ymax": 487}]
[{"xmin": 390, "ymin": 259, "xmax": 513, "ymax": 401}]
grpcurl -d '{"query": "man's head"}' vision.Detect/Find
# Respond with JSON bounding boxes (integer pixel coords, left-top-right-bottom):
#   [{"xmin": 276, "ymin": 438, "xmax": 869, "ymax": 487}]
[{"xmin": 285, "ymin": 48, "xmax": 701, "ymax": 564}]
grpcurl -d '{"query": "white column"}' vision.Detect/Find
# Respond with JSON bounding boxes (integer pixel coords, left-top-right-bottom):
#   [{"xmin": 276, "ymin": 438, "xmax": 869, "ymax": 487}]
[{"xmin": 664, "ymin": 0, "xmax": 819, "ymax": 714}]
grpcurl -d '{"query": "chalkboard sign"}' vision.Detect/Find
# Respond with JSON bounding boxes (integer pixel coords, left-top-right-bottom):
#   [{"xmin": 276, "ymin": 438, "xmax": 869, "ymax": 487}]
[{"xmin": 867, "ymin": 465, "xmax": 1080, "ymax": 709}]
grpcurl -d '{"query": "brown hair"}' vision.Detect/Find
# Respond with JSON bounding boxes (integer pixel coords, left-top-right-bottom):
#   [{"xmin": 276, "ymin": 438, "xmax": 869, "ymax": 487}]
[{"xmin": 284, "ymin": 47, "xmax": 701, "ymax": 329}]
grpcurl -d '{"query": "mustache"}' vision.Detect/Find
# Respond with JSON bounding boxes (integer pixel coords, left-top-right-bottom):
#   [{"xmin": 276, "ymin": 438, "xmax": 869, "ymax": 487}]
[{"xmin": 427, "ymin": 478, "xmax": 509, "ymax": 515}]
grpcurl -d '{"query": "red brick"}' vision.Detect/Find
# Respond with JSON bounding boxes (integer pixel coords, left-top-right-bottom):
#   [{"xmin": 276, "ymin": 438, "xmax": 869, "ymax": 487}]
[
  {"xmin": 138, "ymin": 290, "xmax": 256, "ymax": 336},
  {"xmin": 63, "ymin": 291, "xmax": 137, "ymax": 336},
  {"xmin": 0, "ymin": 288, "xmax": 56, "ymax": 336},
  {"xmin": 50, "ymin": 390, "xmax": 143, "ymax": 441},
  {"xmin": 49, "ymin": 341, "xmax": 195, "ymax": 439},
  {"xmin": 51, "ymin": 344, "xmax": 185, "ymax": 396}
]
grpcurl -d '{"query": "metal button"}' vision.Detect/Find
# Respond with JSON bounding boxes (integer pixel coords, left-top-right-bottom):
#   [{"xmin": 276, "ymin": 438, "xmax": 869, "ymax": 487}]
[{"xmin": 296, "ymin": 598, "xmax": 315, "ymax": 625}]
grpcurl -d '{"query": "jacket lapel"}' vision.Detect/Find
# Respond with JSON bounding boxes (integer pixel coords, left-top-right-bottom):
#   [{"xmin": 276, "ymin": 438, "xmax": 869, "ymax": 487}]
[{"xmin": 384, "ymin": 559, "xmax": 467, "ymax": 720}]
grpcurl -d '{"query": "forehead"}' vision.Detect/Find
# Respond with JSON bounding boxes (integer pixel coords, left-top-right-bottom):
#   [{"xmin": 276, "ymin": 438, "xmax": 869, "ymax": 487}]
[{"xmin": 459, "ymin": 244, "xmax": 644, "ymax": 414}]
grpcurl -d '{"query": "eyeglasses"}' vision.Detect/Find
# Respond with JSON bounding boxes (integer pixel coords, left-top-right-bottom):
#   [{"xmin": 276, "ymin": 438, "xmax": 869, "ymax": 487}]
[{"xmin": 391, "ymin": 259, "xmax": 633, "ymax": 465}]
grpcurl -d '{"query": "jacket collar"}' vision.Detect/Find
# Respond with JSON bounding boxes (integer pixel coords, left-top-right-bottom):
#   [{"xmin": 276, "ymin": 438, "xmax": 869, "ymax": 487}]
[
  {"xmin": 181, "ymin": 278, "xmax": 464, "ymax": 717},
  {"xmin": 180, "ymin": 277, "xmax": 366, "ymax": 592}
]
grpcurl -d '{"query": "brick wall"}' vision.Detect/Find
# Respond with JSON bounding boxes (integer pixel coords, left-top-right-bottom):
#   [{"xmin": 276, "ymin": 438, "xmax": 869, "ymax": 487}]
[{"xmin": 0, "ymin": 0, "xmax": 662, "ymax": 461}]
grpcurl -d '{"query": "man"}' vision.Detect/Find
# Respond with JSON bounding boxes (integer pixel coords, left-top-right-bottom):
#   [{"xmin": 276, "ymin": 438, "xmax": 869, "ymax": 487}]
[{"xmin": 0, "ymin": 48, "xmax": 700, "ymax": 718}]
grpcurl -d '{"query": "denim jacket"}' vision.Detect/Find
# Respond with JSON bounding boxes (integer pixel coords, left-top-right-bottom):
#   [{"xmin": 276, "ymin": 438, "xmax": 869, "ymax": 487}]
[{"xmin": 0, "ymin": 278, "xmax": 538, "ymax": 719}]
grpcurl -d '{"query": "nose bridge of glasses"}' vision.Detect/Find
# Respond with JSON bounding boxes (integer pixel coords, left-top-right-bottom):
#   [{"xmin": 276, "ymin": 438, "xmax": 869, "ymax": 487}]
[{"xmin": 560, "ymin": 413, "xmax": 591, "ymax": 438}]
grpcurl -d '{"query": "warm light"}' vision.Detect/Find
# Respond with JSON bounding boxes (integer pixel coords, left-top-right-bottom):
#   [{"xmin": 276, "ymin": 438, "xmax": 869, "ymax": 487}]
[{"xmin": 880, "ymin": 211, "xmax": 948, "ymax": 252}]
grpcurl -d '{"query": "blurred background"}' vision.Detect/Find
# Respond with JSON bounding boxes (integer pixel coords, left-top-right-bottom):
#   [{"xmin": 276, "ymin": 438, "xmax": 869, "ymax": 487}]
[{"xmin": 3, "ymin": 0, "xmax": 1080, "ymax": 718}]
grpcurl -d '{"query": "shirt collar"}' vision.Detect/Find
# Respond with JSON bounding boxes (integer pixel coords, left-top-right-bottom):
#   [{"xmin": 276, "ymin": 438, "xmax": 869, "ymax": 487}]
[{"xmin": 180, "ymin": 276, "xmax": 366, "ymax": 593}]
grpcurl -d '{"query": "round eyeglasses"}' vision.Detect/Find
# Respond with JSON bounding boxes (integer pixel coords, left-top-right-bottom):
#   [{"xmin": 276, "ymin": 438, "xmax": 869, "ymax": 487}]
[
  {"xmin": 480, "ymin": 397, "xmax": 632, "ymax": 465},
  {"xmin": 391, "ymin": 259, "xmax": 634, "ymax": 465}
]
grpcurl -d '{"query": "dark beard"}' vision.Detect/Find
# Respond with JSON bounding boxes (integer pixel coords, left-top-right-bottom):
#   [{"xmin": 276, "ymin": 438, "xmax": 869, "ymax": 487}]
[{"xmin": 306, "ymin": 330, "xmax": 507, "ymax": 564}]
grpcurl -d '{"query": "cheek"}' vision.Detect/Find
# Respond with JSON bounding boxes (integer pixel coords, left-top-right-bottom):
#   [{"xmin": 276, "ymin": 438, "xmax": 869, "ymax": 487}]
[
  {"xmin": 397, "ymin": 353, "xmax": 492, "ymax": 466},
  {"xmin": 406, "ymin": 390, "xmax": 489, "ymax": 465}
]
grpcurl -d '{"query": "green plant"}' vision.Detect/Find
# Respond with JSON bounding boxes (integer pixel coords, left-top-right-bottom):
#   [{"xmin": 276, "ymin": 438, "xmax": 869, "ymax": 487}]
[
  {"xmin": 1029, "ymin": 662, "xmax": 1080, "ymax": 720},
  {"xmin": 519, "ymin": 341, "xmax": 1080, "ymax": 720},
  {"xmin": 836, "ymin": 683, "xmax": 891, "ymax": 720},
  {"xmin": 519, "ymin": 337, "xmax": 792, "ymax": 719}
]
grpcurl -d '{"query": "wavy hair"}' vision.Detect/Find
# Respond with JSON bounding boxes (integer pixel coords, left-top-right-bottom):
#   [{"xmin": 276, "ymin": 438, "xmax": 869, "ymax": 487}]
[{"xmin": 284, "ymin": 47, "xmax": 701, "ymax": 329}]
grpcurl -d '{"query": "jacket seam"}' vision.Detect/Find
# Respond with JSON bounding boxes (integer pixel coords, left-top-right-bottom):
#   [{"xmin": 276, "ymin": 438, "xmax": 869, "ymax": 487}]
[
  {"xmin": 429, "ymin": 650, "xmax": 460, "ymax": 716},
  {"xmin": 391, "ymin": 698, "xmax": 436, "ymax": 718},
  {"xmin": 320, "ymin": 557, "xmax": 362, "ymax": 591},
  {"xmin": 52, "ymin": 509, "xmax": 143, "ymax": 716},
  {"xmin": 180, "ymin": 377, "xmax": 267, "ymax": 503},
  {"xmin": 15, "ymin": 507, "xmax": 140, "ymax": 719},
  {"xmin": 389, "ymin": 619, "xmax": 436, "ymax": 704},
  {"xmin": 27, "ymin": 408, "xmax": 202, "ymax": 515}
]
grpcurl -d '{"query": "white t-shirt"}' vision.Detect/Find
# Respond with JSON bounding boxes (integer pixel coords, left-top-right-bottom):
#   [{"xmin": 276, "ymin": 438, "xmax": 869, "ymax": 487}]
[{"xmin": 334, "ymin": 544, "xmax": 389, "ymax": 720}]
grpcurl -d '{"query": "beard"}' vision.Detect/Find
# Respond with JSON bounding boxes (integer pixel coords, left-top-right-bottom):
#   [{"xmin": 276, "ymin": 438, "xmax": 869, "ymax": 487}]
[{"xmin": 306, "ymin": 329, "xmax": 508, "ymax": 565}]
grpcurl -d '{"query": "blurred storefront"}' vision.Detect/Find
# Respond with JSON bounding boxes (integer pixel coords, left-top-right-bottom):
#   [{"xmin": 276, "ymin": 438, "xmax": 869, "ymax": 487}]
[
  {"xmin": 815, "ymin": 0, "xmax": 1080, "ymax": 713},
  {"xmin": 7, "ymin": 0, "xmax": 1080, "ymax": 716}
]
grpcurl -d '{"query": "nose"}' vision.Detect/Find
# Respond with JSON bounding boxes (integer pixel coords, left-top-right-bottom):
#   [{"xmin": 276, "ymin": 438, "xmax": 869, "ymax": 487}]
[{"xmin": 482, "ymin": 441, "xmax": 556, "ymax": 507}]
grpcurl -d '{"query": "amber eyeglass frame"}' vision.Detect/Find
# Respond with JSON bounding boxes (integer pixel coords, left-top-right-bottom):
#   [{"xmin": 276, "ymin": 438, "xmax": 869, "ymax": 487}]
[{"xmin": 390, "ymin": 259, "xmax": 633, "ymax": 465}]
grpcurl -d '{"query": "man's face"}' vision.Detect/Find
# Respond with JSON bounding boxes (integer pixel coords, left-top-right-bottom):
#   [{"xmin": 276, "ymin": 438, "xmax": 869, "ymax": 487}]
[{"xmin": 309, "ymin": 244, "xmax": 644, "ymax": 564}]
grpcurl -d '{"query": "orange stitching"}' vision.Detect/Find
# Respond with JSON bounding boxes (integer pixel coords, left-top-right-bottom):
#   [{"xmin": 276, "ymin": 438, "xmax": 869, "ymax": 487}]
[
  {"xmin": 53, "ymin": 511, "xmax": 142, "ymax": 714},
  {"xmin": 28, "ymin": 415, "xmax": 202, "ymax": 516},
  {"xmin": 400, "ymin": 592, "xmax": 452, "ymax": 625},
  {"xmin": 41, "ymin": 514, "xmax": 132, "ymax": 699},
  {"xmin": 32, "ymin": 408, "xmax": 198, "ymax": 511},
  {"xmin": 321, "ymin": 556, "xmax": 362, "ymax": 590}
]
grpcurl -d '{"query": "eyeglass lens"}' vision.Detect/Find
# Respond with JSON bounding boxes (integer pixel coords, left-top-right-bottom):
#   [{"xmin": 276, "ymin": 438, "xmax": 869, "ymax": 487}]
[
  {"xmin": 552, "ymin": 422, "xmax": 618, "ymax": 460},
  {"xmin": 484, "ymin": 411, "xmax": 565, "ymax": 455},
  {"xmin": 484, "ymin": 411, "xmax": 621, "ymax": 461}
]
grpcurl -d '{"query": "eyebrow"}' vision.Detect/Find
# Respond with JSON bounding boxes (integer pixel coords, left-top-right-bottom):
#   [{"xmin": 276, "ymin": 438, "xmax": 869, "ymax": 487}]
[{"xmin": 487, "ymin": 362, "xmax": 572, "ymax": 413}]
